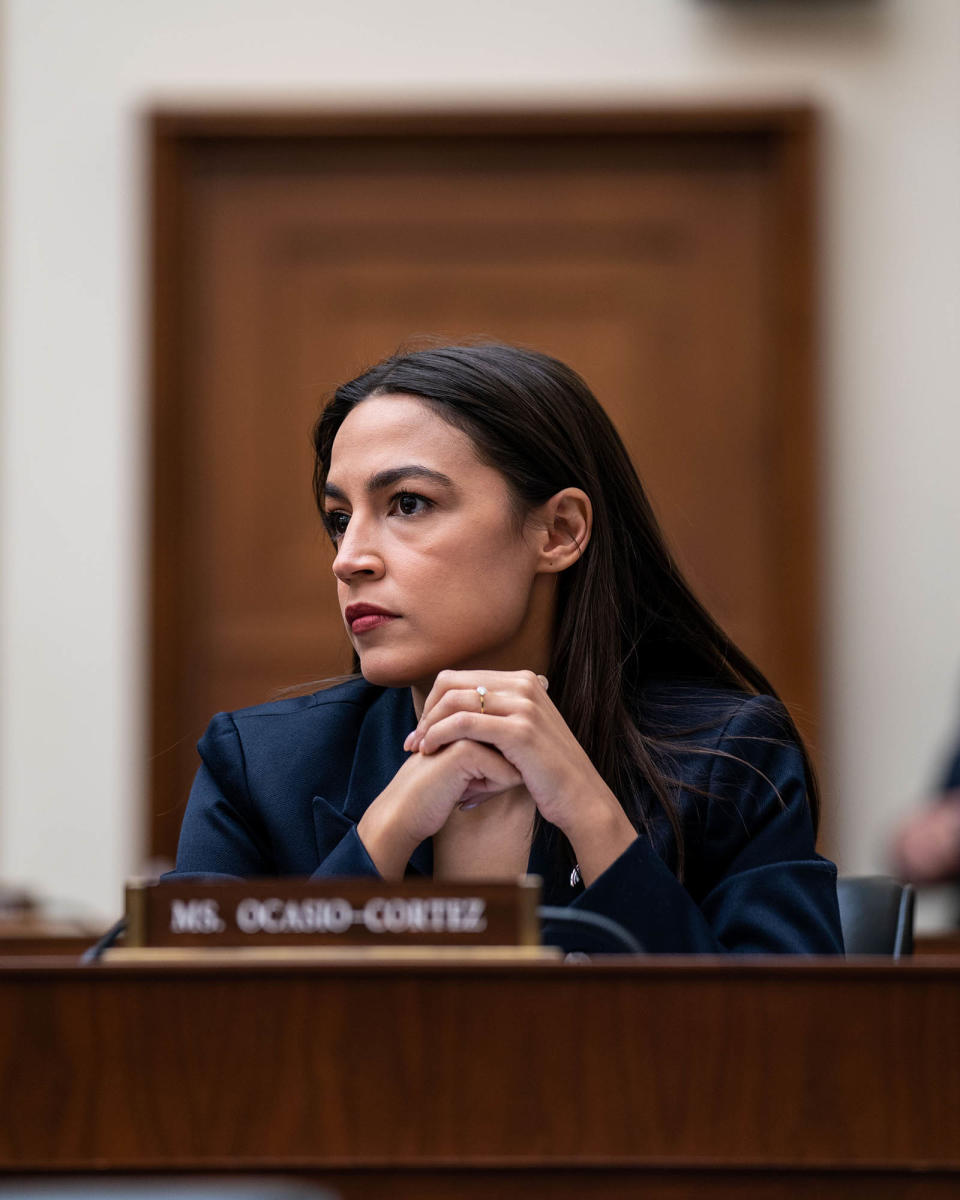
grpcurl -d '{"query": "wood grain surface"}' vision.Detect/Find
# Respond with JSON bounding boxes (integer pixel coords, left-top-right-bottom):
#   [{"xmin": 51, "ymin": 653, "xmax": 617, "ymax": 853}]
[{"xmin": 1, "ymin": 957, "xmax": 958, "ymax": 1195}]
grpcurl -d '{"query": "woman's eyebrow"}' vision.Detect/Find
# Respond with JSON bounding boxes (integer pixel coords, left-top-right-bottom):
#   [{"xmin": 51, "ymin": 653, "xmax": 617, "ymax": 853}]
[{"xmin": 323, "ymin": 465, "xmax": 455, "ymax": 501}]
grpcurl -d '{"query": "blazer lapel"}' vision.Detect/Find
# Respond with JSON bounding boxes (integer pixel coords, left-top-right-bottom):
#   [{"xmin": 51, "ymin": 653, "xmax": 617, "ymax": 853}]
[{"xmin": 312, "ymin": 686, "xmax": 434, "ymax": 876}]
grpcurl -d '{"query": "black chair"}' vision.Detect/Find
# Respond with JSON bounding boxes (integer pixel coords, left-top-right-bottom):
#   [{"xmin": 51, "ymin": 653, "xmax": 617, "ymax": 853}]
[{"xmin": 836, "ymin": 875, "xmax": 915, "ymax": 958}]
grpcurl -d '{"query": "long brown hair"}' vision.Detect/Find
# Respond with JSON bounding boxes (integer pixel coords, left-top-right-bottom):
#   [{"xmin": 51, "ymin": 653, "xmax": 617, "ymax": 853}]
[{"xmin": 312, "ymin": 342, "xmax": 818, "ymax": 882}]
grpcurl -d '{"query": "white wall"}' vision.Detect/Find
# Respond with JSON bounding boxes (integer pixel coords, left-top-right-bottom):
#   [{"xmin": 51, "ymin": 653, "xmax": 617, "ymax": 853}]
[{"xmin": 2, "ymin": 0, "xmax": 959, "ymax": 920}]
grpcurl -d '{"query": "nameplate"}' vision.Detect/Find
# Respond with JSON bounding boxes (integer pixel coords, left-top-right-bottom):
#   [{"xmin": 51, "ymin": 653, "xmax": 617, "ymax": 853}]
[{"xmin": 125, "ymin": 877, "xmax": 541, "ymax": 948}]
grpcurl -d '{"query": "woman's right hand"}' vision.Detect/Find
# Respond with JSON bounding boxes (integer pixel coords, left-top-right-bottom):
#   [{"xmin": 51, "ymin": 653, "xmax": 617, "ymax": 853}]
[{"xmin": 356, "ymin": 740, "xmax": 523, "ymax": 879}]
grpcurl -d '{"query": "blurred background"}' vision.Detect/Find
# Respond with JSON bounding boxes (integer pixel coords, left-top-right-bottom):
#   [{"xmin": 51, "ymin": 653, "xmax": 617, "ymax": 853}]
[{"xmin": 1, "ymin": 0, "xmax": 958, "ymax": 931}]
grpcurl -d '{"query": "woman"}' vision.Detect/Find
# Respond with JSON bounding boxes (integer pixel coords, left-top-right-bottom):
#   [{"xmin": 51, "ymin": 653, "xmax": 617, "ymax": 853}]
[{"xmin": 175, "ymin": 342, "xmax": 844, "ymax": 954}]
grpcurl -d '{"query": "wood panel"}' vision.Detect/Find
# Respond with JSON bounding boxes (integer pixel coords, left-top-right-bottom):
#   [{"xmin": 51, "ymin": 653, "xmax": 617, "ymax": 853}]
[
  {"xmin": 0, "ymin": 959, "xmax": 958, "ymax": 1196},
  {"xmin": 915, "ymin": 933, "xmax": 960, "ymax": 956},
  {"xmin": 149, "ymin": 109, "xmax": 820, "ymax": 861}
]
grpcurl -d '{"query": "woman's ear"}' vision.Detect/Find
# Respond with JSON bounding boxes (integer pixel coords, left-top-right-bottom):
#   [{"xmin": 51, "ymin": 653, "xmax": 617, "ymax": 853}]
[{"xmin": 534, "ymin": 488, "xmax": 593, "ymax": 574}]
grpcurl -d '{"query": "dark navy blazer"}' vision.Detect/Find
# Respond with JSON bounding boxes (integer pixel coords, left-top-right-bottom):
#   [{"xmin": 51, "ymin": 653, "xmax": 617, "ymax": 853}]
[{"xmin": 173, "ymin": 676, "xmax": 844, "ymax": 954}]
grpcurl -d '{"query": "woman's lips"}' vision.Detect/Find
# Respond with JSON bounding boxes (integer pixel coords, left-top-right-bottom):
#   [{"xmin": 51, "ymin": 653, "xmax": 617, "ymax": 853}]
[{"xmin": 350, "ymin": 614, "xmax": 398, "ymax": 634}]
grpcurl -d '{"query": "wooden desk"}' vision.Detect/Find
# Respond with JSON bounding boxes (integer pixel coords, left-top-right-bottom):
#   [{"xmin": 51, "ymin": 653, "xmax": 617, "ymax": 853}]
[
  {"xmin": 0, "ymin": 919, "xmax": 105, "ymax": 957},
  {"xmin": 1, "ymin": 956, "xmax": 959, "ymax": 1197},
  {"xmin": 916, "ymin": 932, "xmax": 960, "ymax": 956}
]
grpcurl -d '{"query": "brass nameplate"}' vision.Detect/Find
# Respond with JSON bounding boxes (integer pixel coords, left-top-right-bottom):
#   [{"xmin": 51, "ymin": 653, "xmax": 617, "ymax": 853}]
[{"xmin": 125, "ymin": 877, "xmax": 541, "ymax": 949}]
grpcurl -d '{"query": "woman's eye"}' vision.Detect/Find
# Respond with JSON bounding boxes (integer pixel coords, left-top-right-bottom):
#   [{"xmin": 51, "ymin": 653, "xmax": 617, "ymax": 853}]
[
  {"xmin": 325, "ymin": 511, "xmax": 350, "ymax": 540},
  {"xmin": 393, "ymin": 492, "xmax": 432, "ymax": 517},
  {"xmin": 325, "ymin": 493, "xmax": 431, "ymax": 542}
]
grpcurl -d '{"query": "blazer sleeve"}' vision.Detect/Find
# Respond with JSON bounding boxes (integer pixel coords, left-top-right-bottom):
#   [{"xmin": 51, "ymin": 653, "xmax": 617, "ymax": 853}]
[
  {"xmin": 942, "ymin": 739, "xmax": 960, "ymax": 791},
  {"xmin": 569, "ymin": 696, "xmax": 845, "ymax": 954},
  {"xmin": 173, "ymin": 711, "xmax": 381, "ymax": 879}
]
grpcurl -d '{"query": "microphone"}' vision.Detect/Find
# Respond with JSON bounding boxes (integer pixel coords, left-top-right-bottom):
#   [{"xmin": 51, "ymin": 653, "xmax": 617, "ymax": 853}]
[
  {"xmin": 537, "ymin": 906, "xmax": 643, "ymax": 955},
  {"xmin": 80, "ymin": 917, "xmax": 127, "ymax": 963}
]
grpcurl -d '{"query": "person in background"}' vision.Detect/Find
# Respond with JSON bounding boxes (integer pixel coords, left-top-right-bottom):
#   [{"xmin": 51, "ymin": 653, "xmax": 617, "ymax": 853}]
[
  {"xmin": 173, "ymin": 342, "xmax": 844, "ymax": 954},
  {"xmin": 892, "ymin": 722, "xmax": 960, "ymax": 885}
]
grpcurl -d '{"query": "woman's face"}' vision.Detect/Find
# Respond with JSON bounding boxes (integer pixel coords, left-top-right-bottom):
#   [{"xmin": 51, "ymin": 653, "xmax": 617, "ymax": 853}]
[{"xmin": 323, "ymin": 393, "xmax": 552, "ymax": 694}]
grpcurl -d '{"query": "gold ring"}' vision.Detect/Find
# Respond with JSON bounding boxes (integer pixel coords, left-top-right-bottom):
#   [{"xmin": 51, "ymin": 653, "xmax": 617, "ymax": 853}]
[{"xmin": 476, "ymin": 685, "xmax": 487, "ymax": 714}]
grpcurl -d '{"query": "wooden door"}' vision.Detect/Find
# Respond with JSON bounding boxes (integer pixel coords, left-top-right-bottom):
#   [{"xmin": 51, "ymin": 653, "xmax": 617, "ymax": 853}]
[{"xmin": 150, "ymin": 110, "xmax": 819, "ymax": 861}]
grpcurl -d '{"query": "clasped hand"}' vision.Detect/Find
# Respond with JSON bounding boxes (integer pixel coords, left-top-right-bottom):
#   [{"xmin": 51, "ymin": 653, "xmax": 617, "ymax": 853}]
[
  {"xmin": 407, "ymin": 669, "xmax": 622, "ymax": 840},
  {"xmin": 358, "ymin": 669, "xmax": 636, "ymax": 882}
]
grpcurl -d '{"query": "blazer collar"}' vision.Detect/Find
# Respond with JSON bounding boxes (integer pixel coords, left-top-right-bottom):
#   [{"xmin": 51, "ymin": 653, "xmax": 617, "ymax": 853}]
[
  {"xmin": 340, "ymin": 685, "xmax": 432, "ymax": 875},
  {"xmin": 340, "ymin": 685, "xmax": 416, "ymax": 820}
]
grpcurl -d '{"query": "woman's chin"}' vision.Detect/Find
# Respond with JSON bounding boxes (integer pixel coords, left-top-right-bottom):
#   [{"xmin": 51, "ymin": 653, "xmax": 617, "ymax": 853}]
[
  {"xmin": 357, "ymin": 654, "xmax": 428, "ymax": 690},
  {"xmin": 356, "ymin": 641, "xmax": 509, "ymax": 689}
]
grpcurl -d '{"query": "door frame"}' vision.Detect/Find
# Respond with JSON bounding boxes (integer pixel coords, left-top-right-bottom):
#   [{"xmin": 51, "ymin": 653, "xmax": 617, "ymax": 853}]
[{"xmin": 147, "ymin": 105, "xmax": 820, "ymax": 858}]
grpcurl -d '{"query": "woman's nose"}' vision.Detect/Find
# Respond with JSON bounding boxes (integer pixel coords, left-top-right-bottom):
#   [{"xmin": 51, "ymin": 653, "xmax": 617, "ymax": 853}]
[{"xmin": 332, "ymin": 519, "xmax": 384, "ymax": 582}]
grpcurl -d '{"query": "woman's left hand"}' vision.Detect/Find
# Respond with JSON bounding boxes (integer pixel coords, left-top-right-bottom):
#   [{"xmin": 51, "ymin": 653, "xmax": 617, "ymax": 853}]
[{"xmin": 404, "ymin": 669, "xmax": 637, "ymax": 876}]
